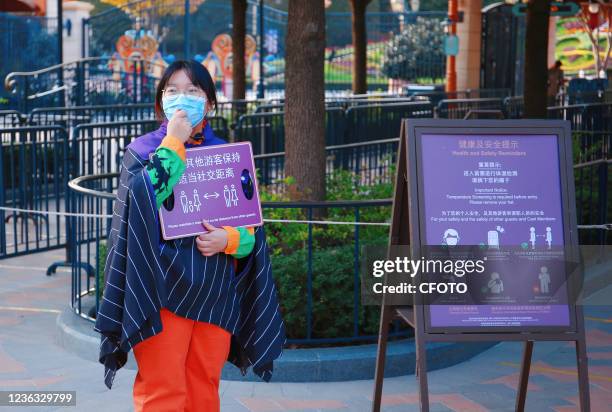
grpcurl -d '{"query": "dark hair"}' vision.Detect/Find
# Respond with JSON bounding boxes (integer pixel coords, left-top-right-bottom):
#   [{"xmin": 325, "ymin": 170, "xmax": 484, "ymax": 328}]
[
  {"xmin": 154, "ymin": 59, "xmax": 218, "ymax": 121},
  {"xmin": 555, "ymin": 60, "xmax": 562, "ymax": 68}
]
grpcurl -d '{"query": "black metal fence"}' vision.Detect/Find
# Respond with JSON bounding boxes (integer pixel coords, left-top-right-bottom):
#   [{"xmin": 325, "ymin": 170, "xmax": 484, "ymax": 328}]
[
  {"xmin": 0, "ymin": 117, "xmax": 393, "ymax": 260},
  {"xmin": 234, "ymin": 102, "xmax": 433, "ymax": 154},
  {"xmin": 573, "ymin": 131, "xmax": 611, "ymax": 245},
  {"xmin": 0, "ymin": 110, "xmax": 25, "ymax": 128},
  {"xmin": 66, "ymin": 159, "xmax": 610, "ymax": 344},
  {"xmin": 67, "ymin": 172, "xmax": 407, "ymax": 344},
  {"xmin": 548, "ymin": 103, "xmax": 612, "ymax": 132},
  {"xmin": 0, "ymin": 126, "xmax": 69, "ymax": 257},
  {"xmin": 435, "ymin": 98, "xmax": 505, "ymax": 119},
  {"xmin": 503, "ymin": 96, "xmax": 524, "ymax": 119},
  {"xmin": 345, "ymin": 102, "xmax": 432, "ymax": 143},
  {"xmin": 217, "ymin": 99, "xmax": 268, "ymax": 128},
  {"xmin": 72, "ymin": 120, "xmax": 159, "ymax": 177},
  {"xmin": 25, "ymin": 105, "xmax": 230, "ymax": 142},
  {"xmin": 255, "ymin": 138, "xmax": 399, "ymax": 188},
  {"xmin": 28, "ymin": 103, "xmax": 156, "ymax": 129},
  {"xmin": 409, "ymin": 88, "xmax": 511, "ymax": 106},
  {"xmin": 1, "ymin": 99, "xmax": 611, "ymax": 261},
  {"xmin": 0, "ymin": 98, "xmax": 608, "ymax": 347},
  {"xmin": 0, "ymin": 119, "xmax": 159, "ymax": 260},
  {"xmin": 0, "ymin": 12, "xmax": 59, "ymax": 109},
  {"xmin": 234, "ymin": 111, "xmax": 286, "ymax": 155},
  {"xmin": 4, "ymin": 57, "xmax": 164, "ymax": 112}
]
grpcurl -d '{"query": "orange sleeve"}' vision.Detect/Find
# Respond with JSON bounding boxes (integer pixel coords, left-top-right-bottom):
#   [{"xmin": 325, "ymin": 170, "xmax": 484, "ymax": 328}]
[
  {"xmin": 160, "ymin": 135, "xmax": 186, "ymax": 162},
  {"xmin": 222, "ymin": 226, "xmax": 240, "ymax": 255}
]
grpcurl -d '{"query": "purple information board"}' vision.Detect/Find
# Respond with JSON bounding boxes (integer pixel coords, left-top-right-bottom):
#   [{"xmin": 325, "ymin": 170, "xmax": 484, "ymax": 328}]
[
  {"xmin": 419, "ymin": 134, "xmax": 571, "ymax": 329},
  {"xmin": 159, "ymin": 142, "xmax": 263, "ymax": 240}
]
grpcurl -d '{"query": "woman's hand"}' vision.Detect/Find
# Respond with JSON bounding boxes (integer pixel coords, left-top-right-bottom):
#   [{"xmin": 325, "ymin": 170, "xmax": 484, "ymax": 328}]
[
  {"xmin": 167, "ymin": 110, "xmax": 192, "ymax": 143},
  {"xmin": 196, "ymin": 221, "xmax": 228, "ymax": 257}
]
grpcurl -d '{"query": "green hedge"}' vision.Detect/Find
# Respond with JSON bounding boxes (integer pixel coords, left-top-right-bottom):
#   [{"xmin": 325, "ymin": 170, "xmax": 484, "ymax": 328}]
[
  {"xmin": 272, "ymin": 244, "xmax": 383, "ymax": 340},
  {"xmin": 259, "ymin": 170, "xmax": 394, "ymax": 341}
]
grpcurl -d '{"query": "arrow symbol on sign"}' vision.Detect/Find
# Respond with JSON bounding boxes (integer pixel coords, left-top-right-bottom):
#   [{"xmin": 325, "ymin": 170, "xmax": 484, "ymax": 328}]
[{"xmin": 204, "ymin": 192, "xmax": 219, "ymax": 199}]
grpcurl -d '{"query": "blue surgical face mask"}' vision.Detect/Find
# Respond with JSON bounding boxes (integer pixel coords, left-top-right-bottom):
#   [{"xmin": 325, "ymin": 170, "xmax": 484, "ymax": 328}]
[{"xmin": 162, "ymin": 94, "xmax": 207, "ymax": 127}]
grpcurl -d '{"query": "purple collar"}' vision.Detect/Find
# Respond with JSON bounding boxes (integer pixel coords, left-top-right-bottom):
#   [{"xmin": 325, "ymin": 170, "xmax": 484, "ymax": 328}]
[{"xmin": 127, "ymin": 120, "xmax": 221, "ymax": 160}]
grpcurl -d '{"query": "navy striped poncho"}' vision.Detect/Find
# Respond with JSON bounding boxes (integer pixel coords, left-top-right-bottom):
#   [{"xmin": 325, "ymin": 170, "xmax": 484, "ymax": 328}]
[{"xmin": 93, "ymin": 122, "xmax": 286, "ymax": 389}]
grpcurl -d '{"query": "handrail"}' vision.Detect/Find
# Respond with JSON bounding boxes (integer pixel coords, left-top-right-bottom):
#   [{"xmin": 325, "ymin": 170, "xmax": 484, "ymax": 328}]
[
  {"xmin": 4, "ymin": 56, "xmax": 165, "ymax": 93},
  {"xmin": 235, "ymin": 106, "xmax": 345, "ymax": 127},
  {"xmin": 68, "ymin": 173, "xmax": 118, "ymax": 200},
  {"xmin": 436, "ymin": 97, "xmax": 503, "ymax": 106},
  {"xmin": 72, "ymin": 119, "xmax": 158, "ymax": 130},
  {"xmin": 217, "ymin": 98, "xmax": 269, "ymax": 104},
  {"xmin": 254, "ymin": 104, "xmax": 284, "ymax": 112},
  {"xmin": 253, "ymin": 137, "xmax": 401, "ymax": 160},
  {"xmin": 0, "ymin": 109, "xmax": 26, "ymax": 123},
  {"xmin": 29, "ymin": 103, "xmax": 155, "ymax": 113},
  {"xmin": 504, "ymin": 96, "xmax": 524, "ymax": 102},
  {"xmin": 27, "ymin": 104, "xmax": 154, "ymax": 120},
  {"xmin": 344, "ymin": 98, "xmax": 416, "ymax": 104},
  {"xmin": 548, "ymin": 102, "xmax": 612, "ymax": 110},
  {"xmin": 345, "ymin": 101, "xmax": 433, "ymax": 111},
  {"xmin": 68, "ymin": 172, "xmax": 393, "ymax": 208},
  {"xmin": 411, "ymin": 88, "xmax": 510, "ymax": 97},
  {"xmin": 5, "ymin": 55, "xmax": 161, "ymax": 77}
]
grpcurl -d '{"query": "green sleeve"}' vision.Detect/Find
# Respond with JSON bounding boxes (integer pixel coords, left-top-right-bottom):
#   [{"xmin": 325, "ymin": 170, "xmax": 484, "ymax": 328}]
[
  {"xmin": 232, "ymin": 227, "xmax": 256, "ymax": 259},
  {"xmin": 145, "ymin": 147, "xmax": 186, "ymax": 209}
]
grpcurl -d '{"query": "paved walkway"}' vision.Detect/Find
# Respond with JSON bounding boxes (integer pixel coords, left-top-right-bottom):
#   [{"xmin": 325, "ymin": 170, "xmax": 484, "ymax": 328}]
[{"xmin": 0, "ymin": 249, "xmax": 610, "ymax": 412}]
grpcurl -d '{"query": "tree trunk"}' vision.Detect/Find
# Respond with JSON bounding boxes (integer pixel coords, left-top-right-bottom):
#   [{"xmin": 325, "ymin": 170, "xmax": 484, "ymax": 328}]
[
  {"xmin": 524, "ymin": 0, "xmax": 550, "ymax": 118},
  {"xmin": 350, "ymin": 0, "xmax": 371, "ymax": 95},
  {"xmin": 232, "ymin": 0, "xmax": 247, "ymax": 102},
  {"xmin": 284, "ymin": 0, "xmax": 326, "ymax": 201}
]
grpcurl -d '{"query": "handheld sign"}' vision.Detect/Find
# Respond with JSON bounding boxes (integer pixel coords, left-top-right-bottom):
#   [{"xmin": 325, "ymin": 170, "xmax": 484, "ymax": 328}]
[
  {"xmin": 372, "ymin": 119, "xmax": 590, "ymax": 412},
  {"xmin": 159, "ymin": 142, "xmax": 263, "ymax": 240}
]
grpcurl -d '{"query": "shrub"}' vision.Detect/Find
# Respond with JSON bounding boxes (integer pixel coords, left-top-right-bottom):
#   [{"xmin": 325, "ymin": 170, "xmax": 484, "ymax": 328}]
[
  {"xmin": 96, "ymin": 241, "xmax": 107, "ymax": 300},
  {"xmin": 258, "ymin": 171, "xmax": 393, "ymax": 341},
  {"xmin": 272, "ymin": 244, "xmax": 382, "ymax": 340}
]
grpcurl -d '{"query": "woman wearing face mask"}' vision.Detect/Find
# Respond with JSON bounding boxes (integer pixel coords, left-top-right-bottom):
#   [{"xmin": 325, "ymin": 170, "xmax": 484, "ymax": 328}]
[{"xmin": 93, "ymin": 60, "xmax": 286, "ymax": 412}]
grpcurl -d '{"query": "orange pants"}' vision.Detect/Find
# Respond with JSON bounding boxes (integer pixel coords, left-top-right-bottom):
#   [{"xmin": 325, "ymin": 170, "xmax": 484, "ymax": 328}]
[{"xmin": 132, "ymin": 307, "xmax": 231, "ymax": 412}]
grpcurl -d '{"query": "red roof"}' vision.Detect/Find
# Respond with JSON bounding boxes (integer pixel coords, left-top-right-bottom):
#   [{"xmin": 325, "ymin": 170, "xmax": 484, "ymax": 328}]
[{"xmin": 0, "ymin": 0, "xmax": 47, "ymax": 16}]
